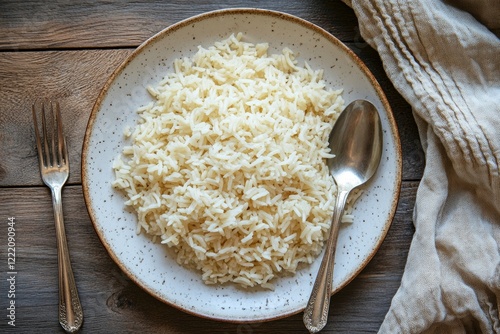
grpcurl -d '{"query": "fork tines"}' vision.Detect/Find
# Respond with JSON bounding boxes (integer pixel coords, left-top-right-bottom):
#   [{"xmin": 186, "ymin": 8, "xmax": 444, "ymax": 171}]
[{"xmin": 32, "ymin": 100, "xmax": 68, "ymax": 169}]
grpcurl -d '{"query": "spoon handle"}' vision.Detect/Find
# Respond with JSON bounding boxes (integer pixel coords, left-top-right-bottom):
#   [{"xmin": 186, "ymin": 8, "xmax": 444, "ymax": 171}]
[{"xmin": 303, "ymin": 189, "xmax": 350, "ymax": 333}]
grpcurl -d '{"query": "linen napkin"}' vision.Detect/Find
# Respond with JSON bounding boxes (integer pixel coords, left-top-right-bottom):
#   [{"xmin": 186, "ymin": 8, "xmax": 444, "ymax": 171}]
[{"xmin": 342, "ymin": 0, "xmax": 500, "ymax": 332}]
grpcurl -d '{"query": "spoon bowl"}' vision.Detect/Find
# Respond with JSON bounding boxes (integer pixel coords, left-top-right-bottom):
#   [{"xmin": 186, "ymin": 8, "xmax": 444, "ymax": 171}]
[
  {"xmin": 303, "ymin": 99, "xmax": 383, "ymax": 333},
  {"xmin": 328, "ymin": 100, "xmax": 383, "ymax": 189}
]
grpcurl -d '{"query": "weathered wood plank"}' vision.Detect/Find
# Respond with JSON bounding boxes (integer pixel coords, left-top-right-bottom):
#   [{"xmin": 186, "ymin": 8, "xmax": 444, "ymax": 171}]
[
  {"xmin": 0, "ymin": 45, "xmax": 422, "ymax": 188},
  {"xmin": 0, "ymin": 182, "xmax": 416, "ymax": 333},
  {"xmin": 0, "ymin": 0, "xmax": 358, "ymax": 51},
  {"xmin": 0, "ymin": 49, "xmax": 132, "ymax": 187}
]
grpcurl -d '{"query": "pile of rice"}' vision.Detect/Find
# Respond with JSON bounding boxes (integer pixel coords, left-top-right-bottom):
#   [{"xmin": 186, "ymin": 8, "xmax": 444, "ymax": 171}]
[{"xmin": 112, "ymin": 33, "xmax": 345, "ymax": 289}]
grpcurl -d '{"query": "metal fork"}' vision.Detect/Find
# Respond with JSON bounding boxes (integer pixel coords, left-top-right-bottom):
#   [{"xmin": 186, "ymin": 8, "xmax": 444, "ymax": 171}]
[{"xmin": 32, "ymin": 100, "xmax": 83, "ymax": 333}]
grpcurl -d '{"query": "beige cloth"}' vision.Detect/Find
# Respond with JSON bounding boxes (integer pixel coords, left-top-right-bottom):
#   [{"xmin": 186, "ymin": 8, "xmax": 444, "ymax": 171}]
[{"xmin": 342, "ymin": 0, "xmax": 500, "ymax": 332}]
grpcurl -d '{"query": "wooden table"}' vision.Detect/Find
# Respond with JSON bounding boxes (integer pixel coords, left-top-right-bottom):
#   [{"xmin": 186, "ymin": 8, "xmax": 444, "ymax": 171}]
[{"xmin": 0, "ymin": 1, "xmax": 423, "ymax": 332}]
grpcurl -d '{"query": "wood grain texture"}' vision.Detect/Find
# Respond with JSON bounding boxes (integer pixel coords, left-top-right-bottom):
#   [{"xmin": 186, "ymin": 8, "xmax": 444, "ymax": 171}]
[
  {"xmin": 0, "ymin": 183, "xmax": 416, "ymax": 333},
  {"xmin": 0, "ymin": 0, "xmax": 358, "ymax": 51},
  {"xmin": 0, "ymin": 49, "xmax": 132, "ymax": 187}
]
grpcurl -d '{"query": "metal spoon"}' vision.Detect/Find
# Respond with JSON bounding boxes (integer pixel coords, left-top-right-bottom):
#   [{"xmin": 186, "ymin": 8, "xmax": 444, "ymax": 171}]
[{"xmin": 303, "ymin": 99, "xmax": 383, "ymax": 333}]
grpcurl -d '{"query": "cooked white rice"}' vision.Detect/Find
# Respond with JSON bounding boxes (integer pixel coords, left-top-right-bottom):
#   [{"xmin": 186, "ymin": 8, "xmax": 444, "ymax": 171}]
[{"xmin": 112, "ymin": 33, "xmax": 346, "ymax": 289}]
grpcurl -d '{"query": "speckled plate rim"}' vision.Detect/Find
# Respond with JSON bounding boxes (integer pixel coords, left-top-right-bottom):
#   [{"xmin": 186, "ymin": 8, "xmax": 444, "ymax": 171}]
[{"xmin": 82, "ymin": 7, "xmax": 402, "ymax": 323}]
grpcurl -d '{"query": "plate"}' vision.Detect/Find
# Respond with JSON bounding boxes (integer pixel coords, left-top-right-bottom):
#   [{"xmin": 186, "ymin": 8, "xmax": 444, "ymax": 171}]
[{"xmin": 82, "ymin": 8, "xmax": 402, "ymax": 322}]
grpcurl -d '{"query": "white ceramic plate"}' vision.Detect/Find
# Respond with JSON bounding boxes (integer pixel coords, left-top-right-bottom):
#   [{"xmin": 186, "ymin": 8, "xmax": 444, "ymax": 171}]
[{"xmin": 82, "ymin": 8, "xmax": 402, "ymax": 322}]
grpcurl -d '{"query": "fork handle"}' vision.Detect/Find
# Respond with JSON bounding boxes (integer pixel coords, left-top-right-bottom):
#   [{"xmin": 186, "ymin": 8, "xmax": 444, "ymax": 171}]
[{"xmin": 51, "ymin": 186, "xmax": 84, "ymax": 333}]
